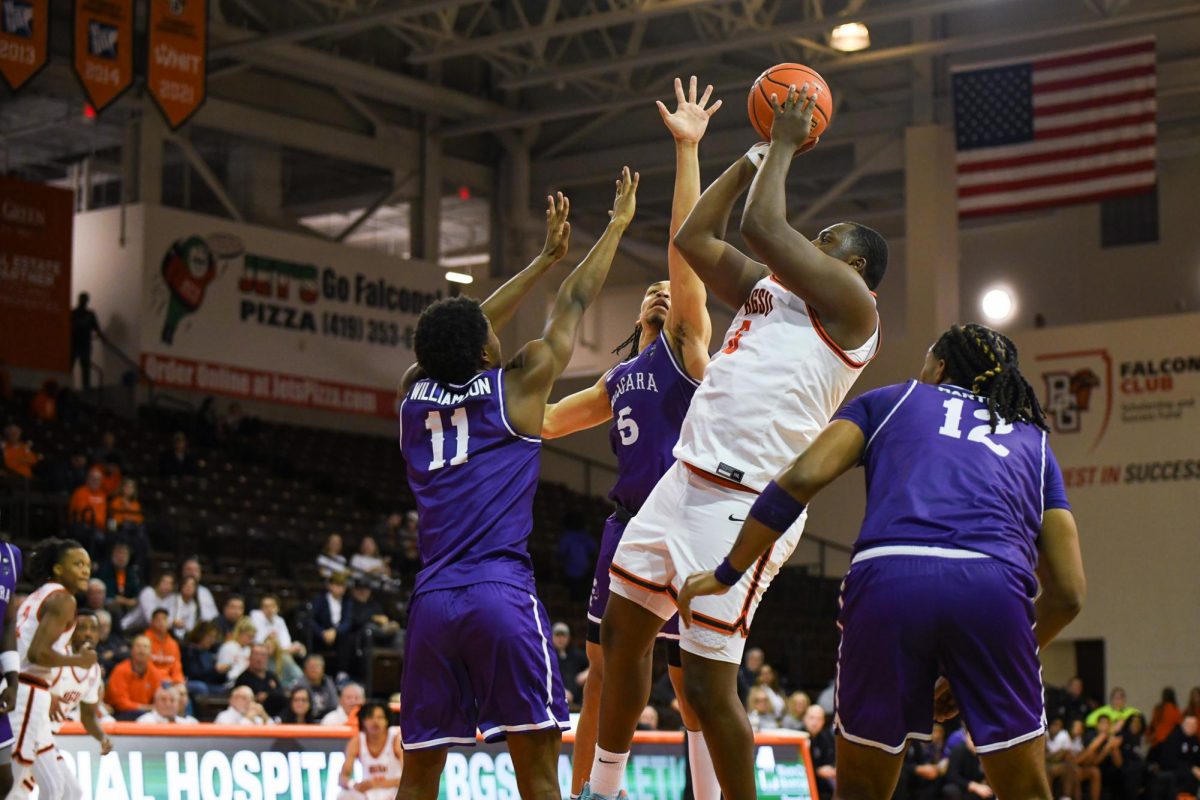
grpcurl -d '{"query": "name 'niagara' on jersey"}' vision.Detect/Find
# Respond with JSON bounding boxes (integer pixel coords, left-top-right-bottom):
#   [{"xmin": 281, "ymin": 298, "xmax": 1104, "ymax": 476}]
[
  {"xmin": 16, "ymin": 583, "xmax": 76, "ymax": 680},
  {"xmin": 399, "ymin": 368, "xmax": 541, "ymax": 596},
  {"xmin": 674, "ymin": 275, "xmax": 880, "ymax": 492},
  {"xmin": 833, "ymin": 380, "xmax": 1071, "ymax": 575},
  {"xmin": 605, "ymin": 330, "xmax": 699, "ymax": 511}
]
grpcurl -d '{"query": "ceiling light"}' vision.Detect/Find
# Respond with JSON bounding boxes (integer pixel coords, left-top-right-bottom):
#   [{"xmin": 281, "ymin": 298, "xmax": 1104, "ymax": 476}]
[
  {"xmin": 981, "ymin": 288, "xmax": 1015, "ymax": 322},
  {"xmin": 445, "ymin": 271, "xmax": 474, "ymax": 285},
  {"xmin": 438, "ymin": 253, "xmax": 490, "ymax": 269},
  {"xmin": 830, "ymin": 22, "xmax": 870, "ymax": 52}
]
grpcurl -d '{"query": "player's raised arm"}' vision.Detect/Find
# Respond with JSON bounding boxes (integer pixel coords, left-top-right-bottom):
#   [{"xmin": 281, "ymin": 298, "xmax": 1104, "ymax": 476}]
[
  {"xmin": 740, "ymin": 84, "xmax": 878, "ymax": 346},
  {"xmin": 542, "ymin": 374, "xmax": 611, "ymax": 439},
  {"xmin": 659, "ymin": 75, "xmax": 718, "ymax": 377},
  {"xmin": 677, "ymin": 419, "xmax": 864, "ymax": 624},
  {"xmin": 480, "ymin": 192, "xmax": 571, "ymax": 334},
  {"xmin": 673, "ymin": 152, "xmax": 769, "ymax": 310},
  {"xmin": 506, "ymin": 167, "xmax": 638, "ymax": 435}
]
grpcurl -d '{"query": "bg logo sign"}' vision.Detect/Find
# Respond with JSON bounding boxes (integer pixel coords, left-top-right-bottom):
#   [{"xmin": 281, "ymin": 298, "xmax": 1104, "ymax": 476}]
[{"xmin": 1036, "ymin": 349, "xmax": 1113, "ymax": 451}]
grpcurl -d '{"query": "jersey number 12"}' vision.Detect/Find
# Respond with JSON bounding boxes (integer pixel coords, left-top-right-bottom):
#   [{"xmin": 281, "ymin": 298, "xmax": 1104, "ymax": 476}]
[
  {"xmin": 426, "ymin": 408, "xmax": 470, "ymax": 470},
  {"xmin": 937, "ymin": 398, "xmax": 1013, "ymax": 457}
]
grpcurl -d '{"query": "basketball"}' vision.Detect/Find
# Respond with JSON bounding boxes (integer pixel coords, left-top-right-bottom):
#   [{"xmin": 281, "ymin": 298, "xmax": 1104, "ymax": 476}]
[{"xmin": 747, "ymin": 63, "xmax": 833, "ymax": 144}]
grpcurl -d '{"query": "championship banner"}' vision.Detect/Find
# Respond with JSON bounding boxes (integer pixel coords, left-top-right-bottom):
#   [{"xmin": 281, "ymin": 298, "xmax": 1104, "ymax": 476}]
[
  {"xmin": 73, "ymin": 0, "xmax": 133, "ymax": 112},
  {"xmin": 146, "ymin": 0, "xmax": 206, "ymax": 129},
  {"xmin": 55, "ymin": 724, "xmax": 817, "ymax": 799},
  {"xmin": 0, "ymin": 175, "xmax": 73, "ymax": 372},
  {"xmin": 0, "ymin": 0, "xmax": 49, "ymax": 91},
  {"xmin": 138, "ymin": 206, "xmax": 446, "ymax": 418}
]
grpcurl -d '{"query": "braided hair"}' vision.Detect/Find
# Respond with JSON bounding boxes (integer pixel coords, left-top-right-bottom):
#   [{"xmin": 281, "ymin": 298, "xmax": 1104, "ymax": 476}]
[
  {"xmin": 611, "ymin": 323, "xmax": 643, "ymax": 362},
  {"xmin": 27, "ymin": 537, "xmax": 85, "ymax": 585},
  {"xmin": 931, "ymin": 323, "xmax": 1049, "ymax": 432}
]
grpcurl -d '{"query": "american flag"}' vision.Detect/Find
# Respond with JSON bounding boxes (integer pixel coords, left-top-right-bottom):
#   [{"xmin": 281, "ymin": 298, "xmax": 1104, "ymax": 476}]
[{"xmin": 952, "ymin": 37, "xmax": 1156, "ymax": 218}]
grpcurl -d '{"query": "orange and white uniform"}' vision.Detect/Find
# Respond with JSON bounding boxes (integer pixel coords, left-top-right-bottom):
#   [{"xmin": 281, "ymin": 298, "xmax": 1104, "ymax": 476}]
[
  {"xmin": 339, "ymin": 727, "xmax": 404, "ymax": 800},
  {"xmin": 48, "ymin": 663, "xmax": 103, "ymax": 733},
  {"xmin": 8, "ymin": 583, "xmax": 82, "ymax": 800},
  {"xmin": 610, "ymin": 274, "xmax": 879, "ymax": 663}
]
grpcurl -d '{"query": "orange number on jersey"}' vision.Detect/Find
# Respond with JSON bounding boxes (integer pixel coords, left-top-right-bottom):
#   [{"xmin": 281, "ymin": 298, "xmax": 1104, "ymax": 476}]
[{"xmin": 722, "ymin": 320, "xmax": 751, "ymax": 354}]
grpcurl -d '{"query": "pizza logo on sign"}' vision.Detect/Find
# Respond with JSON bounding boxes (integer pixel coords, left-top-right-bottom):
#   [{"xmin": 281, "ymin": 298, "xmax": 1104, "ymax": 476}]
[
  {"xmin": 1037, "ymin": 349, "xmax": 1113, "ymax": 452},
  {"xmin": 158, "ymin": 233, "xmax": 243, "ymax": 345}
]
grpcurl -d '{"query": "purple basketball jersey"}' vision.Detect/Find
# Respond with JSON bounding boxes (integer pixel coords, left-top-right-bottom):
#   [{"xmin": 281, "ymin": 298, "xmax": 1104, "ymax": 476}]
[
  {"xmin": 399, "ymin": 368, "xmax": 541, "ymax": 596},
  {"xmin": 604, "ymin": 331, "xmax": 699, "ymax": 511},
  {"xmin": 834, "ymin": 380, "xmax": 1070, "ymax": 575}
]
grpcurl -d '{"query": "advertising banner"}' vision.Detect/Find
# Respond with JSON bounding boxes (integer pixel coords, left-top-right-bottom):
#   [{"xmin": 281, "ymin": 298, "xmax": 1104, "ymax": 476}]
[
  {"xmin": 146, "ymin": 0, "xmax": 206, "ymax": 129},
  {"xmin": 73, "ymin": 0, "xmax": 134, "ymax": 112},
  {"xmin": 0, "ymin": 175, "xmax": 73, "ymax": 371},
  {"xmin": 138, "ymin": 206, "xmax": 446, "ymax": 418},
  {"xmin": 55, "ymin": 724, "xmax": 816, "ymax": 799},
  {"xmin": 0, "ymin": 0, "xmax": 48, "ymax": 91}
]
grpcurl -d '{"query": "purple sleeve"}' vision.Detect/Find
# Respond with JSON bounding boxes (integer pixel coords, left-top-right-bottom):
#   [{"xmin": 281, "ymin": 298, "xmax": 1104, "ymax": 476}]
[
  {"xmin": 832, "ymin": 382, "xmax": 914, "ymax": 441},
  {"xmin": 1043, "ymin": 446, "xmax": 1071, "ymax": 511}
]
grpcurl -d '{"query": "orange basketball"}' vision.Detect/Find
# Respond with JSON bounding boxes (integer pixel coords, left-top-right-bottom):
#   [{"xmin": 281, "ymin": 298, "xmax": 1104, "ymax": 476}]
[{"xmin": 747, "ymin": 63, "xmax": 834, "ymax": 144}]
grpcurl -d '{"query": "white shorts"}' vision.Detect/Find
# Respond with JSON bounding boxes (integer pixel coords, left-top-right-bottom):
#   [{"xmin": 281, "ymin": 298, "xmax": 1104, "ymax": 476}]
[
  {"xmin": 609, "ymin": 461, "xmax": 806, "ymax": 664},
  {"xmin": 9, "ymin": 680, "xmax": 54, "ymax": 766}
]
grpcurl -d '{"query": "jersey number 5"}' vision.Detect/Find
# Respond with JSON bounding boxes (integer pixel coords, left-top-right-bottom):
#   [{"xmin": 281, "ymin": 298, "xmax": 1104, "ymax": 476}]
[
  {"xmin": 425, "ymin": 408, "xmax": 470, "ymax": 470},
  {"xmin": 938, "ymin": 398, "xmax": 1013, "ymax": 457},
  {"xmin": 722, "ymin": 320, "xmax": 751, "ymax": 354},
  {"xmin": 616, "ymin": 406, "xmax": 639, "ymax": 446}
]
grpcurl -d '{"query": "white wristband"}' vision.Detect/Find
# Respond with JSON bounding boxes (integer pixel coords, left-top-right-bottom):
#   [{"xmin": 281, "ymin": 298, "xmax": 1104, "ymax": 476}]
[
  {"xmin": 0, "ymin": 651, "xmax": 18, "ymax": 675},
  {"xmin": 745, "ymin": 143, "xmax": 770, "ymax": 170}
]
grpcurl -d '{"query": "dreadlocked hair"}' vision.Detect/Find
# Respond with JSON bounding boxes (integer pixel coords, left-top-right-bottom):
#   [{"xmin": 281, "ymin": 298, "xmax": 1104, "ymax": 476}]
[
  {"xmin": 611, "ymin": 323, "xmax": 642, "ymax": 362},
  {"xmin": 27, "ymin": 537, "xmax": 84, "ymax": 585},
  {"xmin": 931, "ymin": 323, "xmax": 1049, "ymax": 432}
]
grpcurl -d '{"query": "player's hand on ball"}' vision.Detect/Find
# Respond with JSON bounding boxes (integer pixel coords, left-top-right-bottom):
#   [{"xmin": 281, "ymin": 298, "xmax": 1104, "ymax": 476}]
[
  {"xmin": 933, "ymin": 676, "xmax": 960, "ymax": 722},
  {"xmin": 768, "ymin": 82, "xmax": 820, "ymax": 147},
  {"xmin": 540, "ymin": 192, "xmax": 571, "ymax": 261},
  {"xmin": 677, "ymin": 571, "xmax": 732, "ymax": 627},
  {"xmin": 657, "ymin": 75, "xmax": 722, "ymax": 144},
  {"xmin": 609, "ymin": 166, "xmax": 639, "ymax": 228}
]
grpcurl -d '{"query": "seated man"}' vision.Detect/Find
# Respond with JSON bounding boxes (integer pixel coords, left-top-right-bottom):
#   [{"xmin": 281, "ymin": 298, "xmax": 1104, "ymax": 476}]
[
  {"xmin": 306, "ymin": 573, "xmax": 353, "ymax": 675},
  {"xmin": 96, "ymin": 542, "xmax": 142, "ymax": 616},
  {"xmin": 144, "ymin": 607, "xmax": 185, "ymax": 684},
  {"xmin": 234, "ymin": 644, "xmax": 288, "ymax": 719},
  {"xmin": 943, "ymin": 734, "xmax": 990, "ymax": 800},
  {"xmin": 1, "ymin": 422, "xmax": 40, "ymax": 479},
  {"xmin": 297, "ymin": 654, "xmax": 339, "ymax": 720},
  {"xmin": 180, "ymin": 557, "xmax": 220, "ymax": 622},
  {"xmin": 217, "ymin": 594, "xmax": 246, "ymax": 639},
  {"xmin": 250, "ymin": 594, "xmax": 305, "ymax": 658},
  {"xmin": 341, "ymin": 581, "xmax": 401, "ymax": 679},
  {"xmin": 214, "ymin": 686, "xmax": 270, "ymax": 726},
  {"xmin": 321, "ymin": 683, "xmax": 366, "ymax": 727},
  {"xmin": 135, "ymin": 685, "xmax": 197, "ymax": 725},
  {"xmin": 105, "ymin": 635, "xmax": 165, "ymax": 721}
]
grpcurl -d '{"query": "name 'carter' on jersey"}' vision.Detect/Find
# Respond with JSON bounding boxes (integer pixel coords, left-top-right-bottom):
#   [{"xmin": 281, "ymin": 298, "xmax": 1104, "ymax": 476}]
[
  {"xmin": 399, "ymin": 369, "xmax": 541, "ymax": 596},
  {"xmin": 604, "ymin": 331, "xmax": 699, "ymax": 511}
]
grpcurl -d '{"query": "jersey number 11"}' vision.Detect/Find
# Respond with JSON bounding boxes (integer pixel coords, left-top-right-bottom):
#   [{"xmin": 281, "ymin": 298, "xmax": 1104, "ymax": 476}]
[{"xmin": 425, "ymin": 408, "xmax": 470, "ymax": 470}]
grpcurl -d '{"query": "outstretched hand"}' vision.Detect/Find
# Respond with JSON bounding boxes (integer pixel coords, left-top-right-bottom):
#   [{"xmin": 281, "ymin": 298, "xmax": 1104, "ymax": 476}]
[
  {"xmin": 657, "ymin": 75, "xmax": 723, "ymax": 144},
  {"xmin": 540, "ymin": 192, "xmax": 571, "ymax": 261},
  {"xmin": 609, "ymin": 166, "xmax": 640, "ymax": 228},
  {"xmin": 676, "ymin": 570, "xmax": 732, "ymax": 627},
  {"xmin": 768, "ymin": 82, "xmax": 821, "ymax": 148}
]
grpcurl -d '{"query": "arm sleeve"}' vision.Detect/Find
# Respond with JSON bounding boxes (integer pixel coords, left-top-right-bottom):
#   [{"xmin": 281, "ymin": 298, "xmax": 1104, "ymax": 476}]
[
  {"xmin": 1043, "ymin": 445, "xmax": 1071, "ymax": 511},
  {"xmin": 832, "ymin": 382, "xmax": 914, "ymax": 443}
]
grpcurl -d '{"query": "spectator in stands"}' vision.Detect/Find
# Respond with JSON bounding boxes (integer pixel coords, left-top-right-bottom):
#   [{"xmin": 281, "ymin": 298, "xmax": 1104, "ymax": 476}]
[
  {"xmin": 109, "ymin": 478, "xmax": 147, "ymax": 562},
  {"xmin": 170, "ymin": 682, "xmax": 199, "ymax": 723},
  {"xmin": 69, "ymin": 467, "xmax": 108, "ymax": 553},
  {"xmin": 1087, "ymin": 687, "xmax": 1140, "ymax": 728},
  {"xmin": 1118, "ymin": 713, "xmax": 1148, "ymax": 796},
  {"xmin": 1046, "ymin": 717, "xmax": 1079, "ymax": 800},
  {"xmin": 214, "ymin": 686, "xmax": 270, "ymax": 726},
  {"xmin": 2, "ymin": 422, "xmax": 40, "ymax": 479},
  {"xmin": 755, "ymin": 663, "xmax": 786, "ymax": 717},
  {"xmin": 804, "ymin": 704, "xmax": 836, "ymax": 800},
  {"xmin": 84, "ymin": 578, "xmax": 107, "ymax": 612},
  {"xmin": 106, "ymin": 635, "xmax": 165, "ymax": 720},
  {"xmin": 30, "ymin": 380, "xmax": 57, "ymax": 421},
  {"xmin": 179, "ymin": 558, "xmax": 219, "ymax": 622},
  {"xmin": 780, "ymin": 691, "xmax": 811, "ymax": 730},
  {"xmin": 235, "ymin": 644, "xmax": 288, "ymax": 718},
  {"xmin": 943, "ymin": 732, "xmax": 990, "ymax": 800},
  {"xmin": 637, "ymin": 705, "xmax": 659, "ymax": 731},
  {"xmin": 194, "ymin": 396, "xmax": 220, "ymax": 447},
  {"xmin": 71, "ymin": 292, "xmax": 102, "ymax": 389},
  {"xmin": 747, "ymin": 687, "xmax": 779, "ymax": 732},
  {"xmin": 1150, "ymin": 687, "xmax": 1184, "ymax": 757},
  {"xmin": 98, "ymin": 542, "xmax": 142, "ymax": 616},
  {"xmin": 898, "ymin": 724, "xmax": 946, "ymax": 800},
  {"xmin": 250, "ymin": 594, "xmax": 304, "ymax": 658},
  {"xmin": 159, "ymin": 431, "xmax": 198, "ymax": 478},
  {"xmin": 321, "ymin": 682, "xmax": 365, "ymax": 726},
  {"xmin": 95, "ymin": 609, "xmax": 127, "ymax": 678},
  {"xmin": 350, "ymin": 535, "xmax": 388, "ymax": 576},
  {"xmin": 50, "ymin": 451, "xmax": 89, "ymax": 493},
  {"xmin": 145, "ymin": 608, "xmax": 185, "ymax": 684},
  {"xmin": 1053, "ymin": 676, "xmax": 1096, "ymax": 726},
  {"xmin": 556, "ymin": 512, "xmax": 597, "ymax": 602},
  {"xmin": 307, "ymin": 572, "xmax": 352, "ymax": 670},
  {"xmin": 90, "ymin": 430, "xmax": 126, "ymax": 473},
  {"xmin": 391, "ymin": 531, "xmax": 421, "ymax": 587},
  {"xmin": 217, "ymin": 617, "xmax": 257, "ymax": 685},
  {"xmin": 217, "ymin": 594, "xmax": 246, "ymax": 639},
  {"xmin": 297, "ymin": 654, "xmax": 339, "ymax": 720},
  {"xmin": 551, "ymin": 622, "xmax": 586, "ymax": 704},
  {"xmin": 1081, "ymin": 715, "xmax": 1124, "ymax": 793},
  {"xmin": 123, "ymin": 571, "xmax": 174, "ymax": 632},
  {"xmin": 136, "ymin": 685, "xmax": 195, "ymax": 725},
  {"xmin": 165, "ymin": 575, "xmax": 200, "ymax": 640},
  {"xmin": 740, "ymin": 647, "xmax": 765, "ymax": 688},
  {"xmin": 1156, "ymin": 712, "xmax": 1200, "ymax": 798},
  {"xmin": 264, "ymin": 634, "xmax": 303, "ymax": 689},
  {"xmin": 92, "ymin": 453, "xmax": 123, "ymax": 498},
  {"xmin": 317, "ymin": 533, "xmax": 347, "ymax": 579},
  {"xmin": 183, "ymin": 621, "xmax": 226, "ymax": 696},
  {"xmin": 279, "ymin": 686, "xmax": 315, "ymax": 724},
  {"xmin": 341, "ymin": 581, "xmax": 402, "ymax": 679},
  {"xmin": 1068, "ymin": 719, "xmax": 1102, "ymax": 800}
]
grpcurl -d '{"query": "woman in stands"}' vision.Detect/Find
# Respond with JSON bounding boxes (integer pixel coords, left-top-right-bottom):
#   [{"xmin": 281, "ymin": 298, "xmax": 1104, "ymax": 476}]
[
  {"xmin": 7, "ymin": 538, "xmax": 97, "ymax": 800},
  {"xmin": 338, "ymin": 702, "xmax": 403, "ymax": 800}
]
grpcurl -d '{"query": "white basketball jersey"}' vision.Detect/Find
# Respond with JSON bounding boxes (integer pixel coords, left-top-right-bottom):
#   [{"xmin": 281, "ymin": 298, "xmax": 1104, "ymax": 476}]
[
  {"xmin": 15, "ymin": 583, "xmax": 76, "ymax": 681},
  {"xmin": 49, "ymin": 663, "xmax": 102, "ymax": 733},
  {"xmin": 359, "ymin": 728, "xmax": 403, "ymax": 793},
  {"xmin": 674, "ymin": 275, "xmax": 879, "ymax": 492}
]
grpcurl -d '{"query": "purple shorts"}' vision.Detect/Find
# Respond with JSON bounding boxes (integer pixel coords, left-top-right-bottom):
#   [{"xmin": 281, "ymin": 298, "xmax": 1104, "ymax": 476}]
[
  {"xmin": 835, "ymin": 552, "xmax": 1045, "ymax": 755},
  {"xmin": 0, "ymin": 713, "xmax": 10, "ymax": 749},
  {"xmin": 588, "ymin": 513, "xmax": 679, "ymax": 644},
  {"xmin": 400, "ymin": 582, "xmax": 570, "ymax": 749}
]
